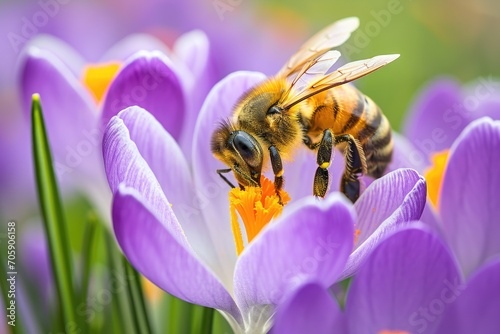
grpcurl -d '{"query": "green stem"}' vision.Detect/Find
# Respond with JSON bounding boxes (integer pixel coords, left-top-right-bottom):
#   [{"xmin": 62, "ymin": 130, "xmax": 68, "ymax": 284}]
[
  {"xmin": 104, "ymin": 231, "xmax": 129, "ymax": 334},
  {"xmin": 123, "ymin": 258, "xmax": 153, "ymax": 334},
  {"xmin": 31, "ymin": 94, "xmax": 77, "ymax": 328},
  {"xmin": 200, "ymin": 307, "xmax": 214, "ymax": 334}
]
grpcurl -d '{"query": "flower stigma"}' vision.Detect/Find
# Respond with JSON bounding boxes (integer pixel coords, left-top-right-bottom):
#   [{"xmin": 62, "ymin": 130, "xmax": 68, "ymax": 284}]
[
  {"xmin": 229, "ymin": 175, "xmax": 291, "ymax": 255},
  {"xmin": 81, "ymin": 62, "xmax": 121, "ymax": 103},
  {"xmin": 423, "ymin": 149, "xmax": 450, "ymax": 209}
]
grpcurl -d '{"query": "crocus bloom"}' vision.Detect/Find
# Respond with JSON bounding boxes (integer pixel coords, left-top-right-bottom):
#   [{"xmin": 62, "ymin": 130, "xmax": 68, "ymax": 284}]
[
  {"xmin": 14, "ymin": 32, "xmax": 212, "ymax": 218},
  {"xmin": 425, "ymin": 118, "xmax": 500, "ymax": 277},
  {"xmin": 402, "ymin": 94, "xmax": 500, "ymax": 275},
  {"xmin": 104, "ymin": 70, "xmax": 427, "ymax": 332},
  {"xmin": 273, "ymin": 224, "xmax": 500, "ymax": 334}
]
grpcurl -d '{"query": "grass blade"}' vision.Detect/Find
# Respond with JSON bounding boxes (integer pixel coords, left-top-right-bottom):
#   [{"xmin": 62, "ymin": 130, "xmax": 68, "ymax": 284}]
[
  {"xmin": 31, "ymin": 94, "xmax": 77, "ymax": 327},
  {"xmin": 123, "ymin": 258, "xmax": 153, "ymax": 334}
]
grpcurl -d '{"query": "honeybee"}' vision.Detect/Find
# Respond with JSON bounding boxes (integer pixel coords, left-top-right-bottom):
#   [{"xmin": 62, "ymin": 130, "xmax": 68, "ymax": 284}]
[{"xmin": 211, "ymin": 17, "xmax": 398, "ymax": 203}]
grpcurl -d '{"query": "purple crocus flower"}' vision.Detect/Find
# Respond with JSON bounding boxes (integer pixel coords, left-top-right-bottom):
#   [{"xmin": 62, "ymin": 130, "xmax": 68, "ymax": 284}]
[
  {"xmin": 273, "ymin": 224, "xmax": 500, "ymax": 334},
  {"xmin": 11, "ymin": 32, "xmax": 212, "ymax": 218},
  {"xmin": 104, "ymin": 70, "xmax": 427, "ymax": 332},
  {"xmin": 395, "ymin": 79, "xmax": 500, "ymax": 276}
]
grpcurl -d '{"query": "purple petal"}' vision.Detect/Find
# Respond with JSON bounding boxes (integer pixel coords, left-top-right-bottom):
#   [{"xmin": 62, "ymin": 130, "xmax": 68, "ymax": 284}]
[
  {"xmin": 403, "ymin": 78, "xmax": 468, "ymax": 157},
  {"xmin": 436, "ymin": 258, "xmax": 500, "ymax": 334},
  {"xmin": 389, "ymin": 132, "xmax": 429, "ymax": 173},
  {"xmin": 174, "ymin": 30, "xmax": 218, "ymax": 154},
  {"xmin": 19, "ymin": 46, "xmax": 100, "ymax": 180},
  {"xmin": 440, "ymin": 117, "xmax": 500, "ymax": 276},
  {"xmin": 112, "ymin": 186, "xmax": 239, "ymax": 318},
  {"xmin": 107, "ymin": 106, "xmax": 220, "ymax": 273},
  {"xmin": 272, "ymin": 281, "xmax": 344, "ymax": 334},
  {"xmin": 99, "ymin": 34, "xmax": 170, "ymax": 63},
  {"xmin": 101, "ymin": 51, "xmax": 186, "ymax": 140},
  {"xmin": 234, "ymin": 193, "xmax": 355, "ymax": 311},
  {"xmin": 191, "ymin": 71, "xmax": 267, "ymax": 279},
  {"xmin": 340, "ymin": 168, "xmax": 426, "ymax": 279},
  {"xmin": 23, "ymin": 35, "xmax": 86, "ymax": 77},
  {"xmin": 102, "ymin": 108, "xmax": 185, "ymax": 241},
  {"xmin": 345, "ymin": 225, "xmax": 463, "ymax": 334}
]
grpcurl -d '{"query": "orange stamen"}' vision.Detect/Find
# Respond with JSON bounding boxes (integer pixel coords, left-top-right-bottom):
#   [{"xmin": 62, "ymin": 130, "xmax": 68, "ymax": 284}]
[
  {"xmin": 229, "ymin": 175, "xmax": 291, "ymax": 256},
  {"xmin": 81, "ymin": 62, "xmax": 121, "ymax": 104},
  {"xmin": 378, "ymin": 331, "xmax": 411, "ymax": 334},
  {"xmin": 423, "ymin": 149, "xmax": 450, "ymax": 209}
]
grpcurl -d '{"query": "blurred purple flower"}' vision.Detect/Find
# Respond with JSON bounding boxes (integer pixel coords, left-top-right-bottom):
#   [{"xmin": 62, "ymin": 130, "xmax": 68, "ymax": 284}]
[
  {"xmin": 402, "ymin": 77, "xmax": 500, "ymax": 166},
  {"xmin": 395, "ymin": 79, "xmax": 500, "ymax": 274},
  {"xmin": 104, "ymin": 71, "xmax": 427, "ymax": 332},
  {"xmin": 8, "ymin": 31, "xmax": 214, "ymax": 218},
  {"xmin": 0, "ymin": 0, "xmax": 304, "ymax": 220},
  {"xmin": 273, "ymin": 225, "xmax": 500, "ymax": 334}
]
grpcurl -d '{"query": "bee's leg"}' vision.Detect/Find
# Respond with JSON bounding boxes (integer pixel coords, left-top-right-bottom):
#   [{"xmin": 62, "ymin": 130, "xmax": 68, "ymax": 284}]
[
  {"xmin": 313, "ymin": 129, "xmax": 334, "ymax": 197},
  {"xmin": 269, "ymin": 145, "xmax": 284, "ymax": 204},
  {"xmin": 216, "ymin": 169, "xmax": 236, "ymax": 188},
  {"xmin": 335, "ymin": 134, "xmax": 367, "ymax": 203}
]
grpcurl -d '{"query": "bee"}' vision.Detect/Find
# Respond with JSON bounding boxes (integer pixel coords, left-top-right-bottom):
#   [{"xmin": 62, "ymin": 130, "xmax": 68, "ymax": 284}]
[{"xmin": 211, "ymin": 17, "xmax": 399, "ymax": 203}]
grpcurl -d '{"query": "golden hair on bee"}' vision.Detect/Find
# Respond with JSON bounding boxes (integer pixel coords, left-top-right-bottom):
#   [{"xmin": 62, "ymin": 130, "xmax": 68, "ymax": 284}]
[{"xmin": 211, "ymin": 16, "xmax": 399, "ymax": 203}]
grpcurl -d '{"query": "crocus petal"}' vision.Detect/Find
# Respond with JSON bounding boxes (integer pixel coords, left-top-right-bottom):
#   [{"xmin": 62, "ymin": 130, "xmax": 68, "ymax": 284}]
[
  {"xmin": 102, "ymin": 109, "xmax": 185, "ymax": 242},
  {"xmin": 112, "ymin": 185, "xmax": 239, "ymax": 318},
  {"xmin": 99, "ymin": 34, "xmax": 170, "ymax": 62},
  {"xmin": 19, "ymin": 46, "xmax": 99, "ymax": 180},
  {"xmin": 23, "ymin": 35, "xmax": 86, "ymax": 77},
  {"xmin": 340, "ymin": 168, "xmax": 426, "ymax": 279},
  {"xmin": 109, "ymin": 106, "xmax": 220, "ymax": 274},
  {"xmin": 402, "ymin": 78, "xmax": 467, "ymax": 156},
  {"xmin": 191, "ymin": 71, "xmax": 267, "ymax": 284},
  {"xmin": 174, "ymin": 30, "xmax": 218, "ymax": 154},
  {"xmin": 436, "ymin": 257, "xmax": 500, "ymax": 334},
  {"xmin": 101, "ymin": 51, "xmax": 186, "ymax": 140},
  {"xmin": 440, "ymin": 117, "xmax": 500, "ymax": 276},
  {"xmin": 234, "ymin": 193, "xmax": 355, "ymax": 311},
  {"xmin": 389, "ymin": 132, "xmax": 429, "ymax": 173},
  {"xmin": 272, "ymin": 281, "xmax": 344, "ymax": 334},
  {"xmin": 346, "ymin": 225, "xmax": 463, "ymax": 334}
]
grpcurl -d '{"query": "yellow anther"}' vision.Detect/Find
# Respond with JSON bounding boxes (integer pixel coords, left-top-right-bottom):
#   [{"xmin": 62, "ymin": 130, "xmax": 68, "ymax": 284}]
[
  {"xmin": 424, "ymin": 149, "xmax": 450, "ymax": 209},
  {"xmin": 81, "ymin": 62, "xmax": 121, "ymax": 104}
]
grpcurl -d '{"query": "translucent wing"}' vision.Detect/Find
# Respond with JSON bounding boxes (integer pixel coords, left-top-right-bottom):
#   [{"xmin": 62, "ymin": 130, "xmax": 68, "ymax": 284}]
[
  {"xmin": 278, "ymin": 17, "xmax": 359, "ymax": 77},
  {"xmin": 282, "ymin": 54, "xmax": 400, "ymax": 109}
]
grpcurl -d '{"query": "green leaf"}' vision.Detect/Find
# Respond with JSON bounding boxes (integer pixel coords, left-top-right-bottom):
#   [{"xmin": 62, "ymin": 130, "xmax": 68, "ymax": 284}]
[
  {"xmin": 31, "ymin": 94, "xmax": 77, "ymax": 328},
  {"xmin": 123, "ymin": 258, "xmax": 153, "ymax": 334}
]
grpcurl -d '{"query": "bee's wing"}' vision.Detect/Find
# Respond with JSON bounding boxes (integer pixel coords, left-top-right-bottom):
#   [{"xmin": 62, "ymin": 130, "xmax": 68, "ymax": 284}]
[
  {"xmin": 282, "ymin": 54, "xmax": 400, "ymax": 109},
  {"xmin": 278, "ymin": 17, "xmax": 359, "ymax": 78}
]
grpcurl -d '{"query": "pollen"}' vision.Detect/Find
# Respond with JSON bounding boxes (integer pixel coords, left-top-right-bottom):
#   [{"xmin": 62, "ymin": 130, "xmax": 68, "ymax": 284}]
[
  {"xmin": 229, "ymin": 175, "xmax": 291, "ymax": 255},
  {"xmin": 81, "ymin": 62, "xmax": 121, "ymax": 104},
  {"xmin": 424, "ymin": 149, "xmax": 450, "ymax": 209},
  {"xmin": 354, "ymin": 228, "xmax": 361, "ymax": 246}
]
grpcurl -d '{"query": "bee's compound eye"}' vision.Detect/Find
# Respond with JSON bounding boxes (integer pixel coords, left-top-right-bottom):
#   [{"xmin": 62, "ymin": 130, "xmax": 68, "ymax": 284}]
[
  {"xmin": 267, "ymin": 105, "xmax": 282, "ymax": 115},
  {"xmin": 231, "ymin": 131, "xmax": 262, "ymax": 169}
]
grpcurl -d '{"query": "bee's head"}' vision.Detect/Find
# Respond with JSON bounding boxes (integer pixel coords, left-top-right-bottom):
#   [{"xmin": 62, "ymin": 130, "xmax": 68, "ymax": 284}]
[{"xmin": 211, "ymin": 121, "xmax": 263, "ymax": 187}]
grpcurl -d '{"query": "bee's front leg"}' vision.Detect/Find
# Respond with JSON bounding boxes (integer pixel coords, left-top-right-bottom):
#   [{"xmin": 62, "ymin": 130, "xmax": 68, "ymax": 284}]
[
  {"xmin": 269, "ymin": 145, "xmax": 284, "ymax": 204},
  {"xmin": 313, "ymin": 129, "xmax": 334, "ymax": 198}
]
